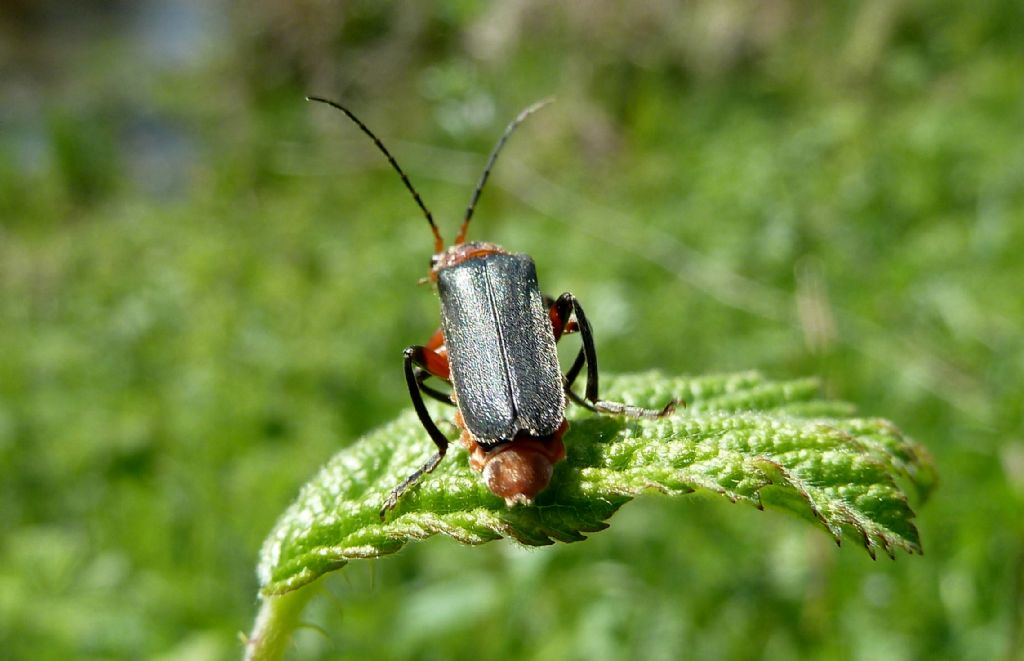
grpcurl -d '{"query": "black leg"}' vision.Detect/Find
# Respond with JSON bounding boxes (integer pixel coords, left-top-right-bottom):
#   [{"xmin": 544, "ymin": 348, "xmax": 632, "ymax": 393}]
[
  {"xmin": 554, "ymin": 294, "xmax": 585, "ymax": 391},
  {"xmin": 414, "ymin": 366, "xmax": 455, "ymax": 406},
  {"xmin": 564, "ymin": 346, "xmax": 585, "ymax": 390},
  {"xmin": 554, "ymin": 292, "xmax": 676, "ymax": 419},
  {"xmin": 380, "ymin": 346, "xmax": 451, "ymax": 519}
]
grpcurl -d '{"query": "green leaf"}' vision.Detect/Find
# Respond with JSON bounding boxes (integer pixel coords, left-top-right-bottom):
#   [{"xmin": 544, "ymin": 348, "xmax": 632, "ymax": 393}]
[{"xmin": 257, "ymin": 371, "xmax": 935, "ymax": 596}]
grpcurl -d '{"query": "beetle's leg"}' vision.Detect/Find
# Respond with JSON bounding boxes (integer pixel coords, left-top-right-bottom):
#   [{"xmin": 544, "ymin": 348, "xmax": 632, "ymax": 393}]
[
  {"xmin": 414, "ymin": 368, "xmax": 455, "ymax": 406},
  {"xmin": 549, "ymin": 295, "xmax": 587, "ymax": 395},
  {"xmin": 424, "ymin": 327, "xmax": 447, "ymax": 353},
  {"xmin": 549, "ymin": 294, "xmax": 586, "ymax": 393},
  {"xmin": 414, "ymin": 328, "xmax": 454, "ymax": 406},
  {"xmin": 380, "ymin": 345, "xmax": 452, "ymax": 519},
  {"xmin": 551, "ymin": 293, "xmax": 594, "ymax": 393},
  {"xmin": 552, "ymin": 292, "xmax": 676, "ymax": 419},
  {"xmin": 563, "ymin": 346, "xmax": 586, "ymax": 390},
  {"xmin": 546, "ymin": 294, "xmax": 579, "ymax": 341}
]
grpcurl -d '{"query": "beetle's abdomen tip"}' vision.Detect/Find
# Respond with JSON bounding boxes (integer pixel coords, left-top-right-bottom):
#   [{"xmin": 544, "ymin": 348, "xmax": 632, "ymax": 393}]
[
  {"xmin": 503, "ymin": 493, "xmax": 535, "ymax": 507},
  {"xmin": 482, "ymin": 446, "xmax": 554, "ymax": 506}
]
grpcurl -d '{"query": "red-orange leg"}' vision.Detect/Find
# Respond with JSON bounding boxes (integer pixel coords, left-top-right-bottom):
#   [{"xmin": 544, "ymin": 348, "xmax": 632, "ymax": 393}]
[
  {"xmin": 425, "ymin": 327, "xmax": 446, "ymax": 352},
  {"xmin": 545, "ymin": 295, "xmax": 579, "ymax": 341},
  {"xmin": 414, "ymin": 329, "xmax": 453, "ymax": 405}
]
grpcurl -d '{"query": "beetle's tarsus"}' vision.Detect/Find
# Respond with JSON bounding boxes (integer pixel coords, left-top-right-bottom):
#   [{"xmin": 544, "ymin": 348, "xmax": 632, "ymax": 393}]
[
  {"xmin": 566, "ymin": 388, "xmax": 677, "ymax": 419},
  {"xmin": 594, "ymin": 398, "xmax": 677, "ymax": 419},
  {"xmin": 380, "ymin": 448, "xmax": 445, "ymax": 520}
]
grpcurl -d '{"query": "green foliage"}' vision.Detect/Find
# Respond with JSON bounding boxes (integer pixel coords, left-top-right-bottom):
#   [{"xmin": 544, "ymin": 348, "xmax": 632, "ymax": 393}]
[
  {"xmin": 259, "ymin": 372, "xmax": 933, "ymax": 596},
  {"xmin": 2, "ymin": 2, "xmax": 1022, "ymax": 659}
]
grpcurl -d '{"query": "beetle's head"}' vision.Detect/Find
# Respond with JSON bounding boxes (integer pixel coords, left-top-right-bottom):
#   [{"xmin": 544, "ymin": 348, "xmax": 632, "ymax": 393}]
[{"xmin": 426, "ymin": 241, "xmax": 507, "ymax": 282}]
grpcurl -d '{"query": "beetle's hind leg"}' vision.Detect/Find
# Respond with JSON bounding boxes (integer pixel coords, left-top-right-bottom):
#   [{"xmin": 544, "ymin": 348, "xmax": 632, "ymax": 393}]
[
  {"xmin": 380, "ymin": 345, "xmax": 452, "ymax": 520},
  {"xmin": 551, "ymin": 292, "xmax": 678, "ymax": 419}
]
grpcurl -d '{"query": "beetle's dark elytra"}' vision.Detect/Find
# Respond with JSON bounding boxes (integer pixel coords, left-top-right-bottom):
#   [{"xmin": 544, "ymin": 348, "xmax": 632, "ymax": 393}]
[{"xmin": 438, "ymin": 252, "xmax": 565, "ymax": 446}]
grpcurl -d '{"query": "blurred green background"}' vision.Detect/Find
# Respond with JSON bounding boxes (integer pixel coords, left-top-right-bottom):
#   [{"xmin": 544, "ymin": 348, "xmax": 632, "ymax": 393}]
[{"xmin": 1, "ymin": 1, "xmax": 1022, "ymax": 659}]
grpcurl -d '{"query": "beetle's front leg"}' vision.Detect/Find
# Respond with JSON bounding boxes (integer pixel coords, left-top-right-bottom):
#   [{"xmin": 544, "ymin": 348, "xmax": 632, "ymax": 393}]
[
  {"xmin": 550, "ymin": 292, "xmax": 677, "ymax": 419},
  {"xmin": 380, "ymin": 345, "xmax": 452, "ymax": 519}
]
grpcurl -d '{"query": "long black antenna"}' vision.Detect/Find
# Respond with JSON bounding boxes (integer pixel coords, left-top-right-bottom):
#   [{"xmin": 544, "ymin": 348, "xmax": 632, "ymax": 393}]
[
  {"xmin": 307, "ymin": 96, "xmax": 445, "ymax": 253},
  {"xmin": 455, "ymin": 97, "xmax": 554, "ymax": 245}
]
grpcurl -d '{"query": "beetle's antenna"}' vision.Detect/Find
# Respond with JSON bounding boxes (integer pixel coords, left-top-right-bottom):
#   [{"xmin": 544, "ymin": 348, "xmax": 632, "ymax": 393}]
[
  {"xmin": 455, "ymin": 97, "xmax": 554, "ymax": 245},
  {"xmin": 307, "ymin": 96, "xmax": 445, "ymax": 253}
]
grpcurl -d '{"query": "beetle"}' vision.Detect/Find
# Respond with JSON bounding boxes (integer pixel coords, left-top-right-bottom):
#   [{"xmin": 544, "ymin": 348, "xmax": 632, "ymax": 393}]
[{"xmin": 307, "ymin": 96, "xmax": 677, "ymax": 519}]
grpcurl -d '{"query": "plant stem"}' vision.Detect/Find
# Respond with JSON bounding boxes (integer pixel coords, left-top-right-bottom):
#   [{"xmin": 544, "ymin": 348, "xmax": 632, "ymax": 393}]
[{"xmin": 244, "ymin": 585, "xmax": 316, "ymax": 661}]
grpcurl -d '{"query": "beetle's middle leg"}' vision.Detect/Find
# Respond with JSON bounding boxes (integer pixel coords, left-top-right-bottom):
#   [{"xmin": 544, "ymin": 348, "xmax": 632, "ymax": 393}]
[
  {"xmin": 380, "ymin": 343, "xmax": 453, "ymax": 519},
  {"xmin": 550, "ymin": 292, "xmax": 676, "ymax": 419},
  {"xmin": 414, "ymin": 328, "xmax": 455, "ymax": 406}
]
